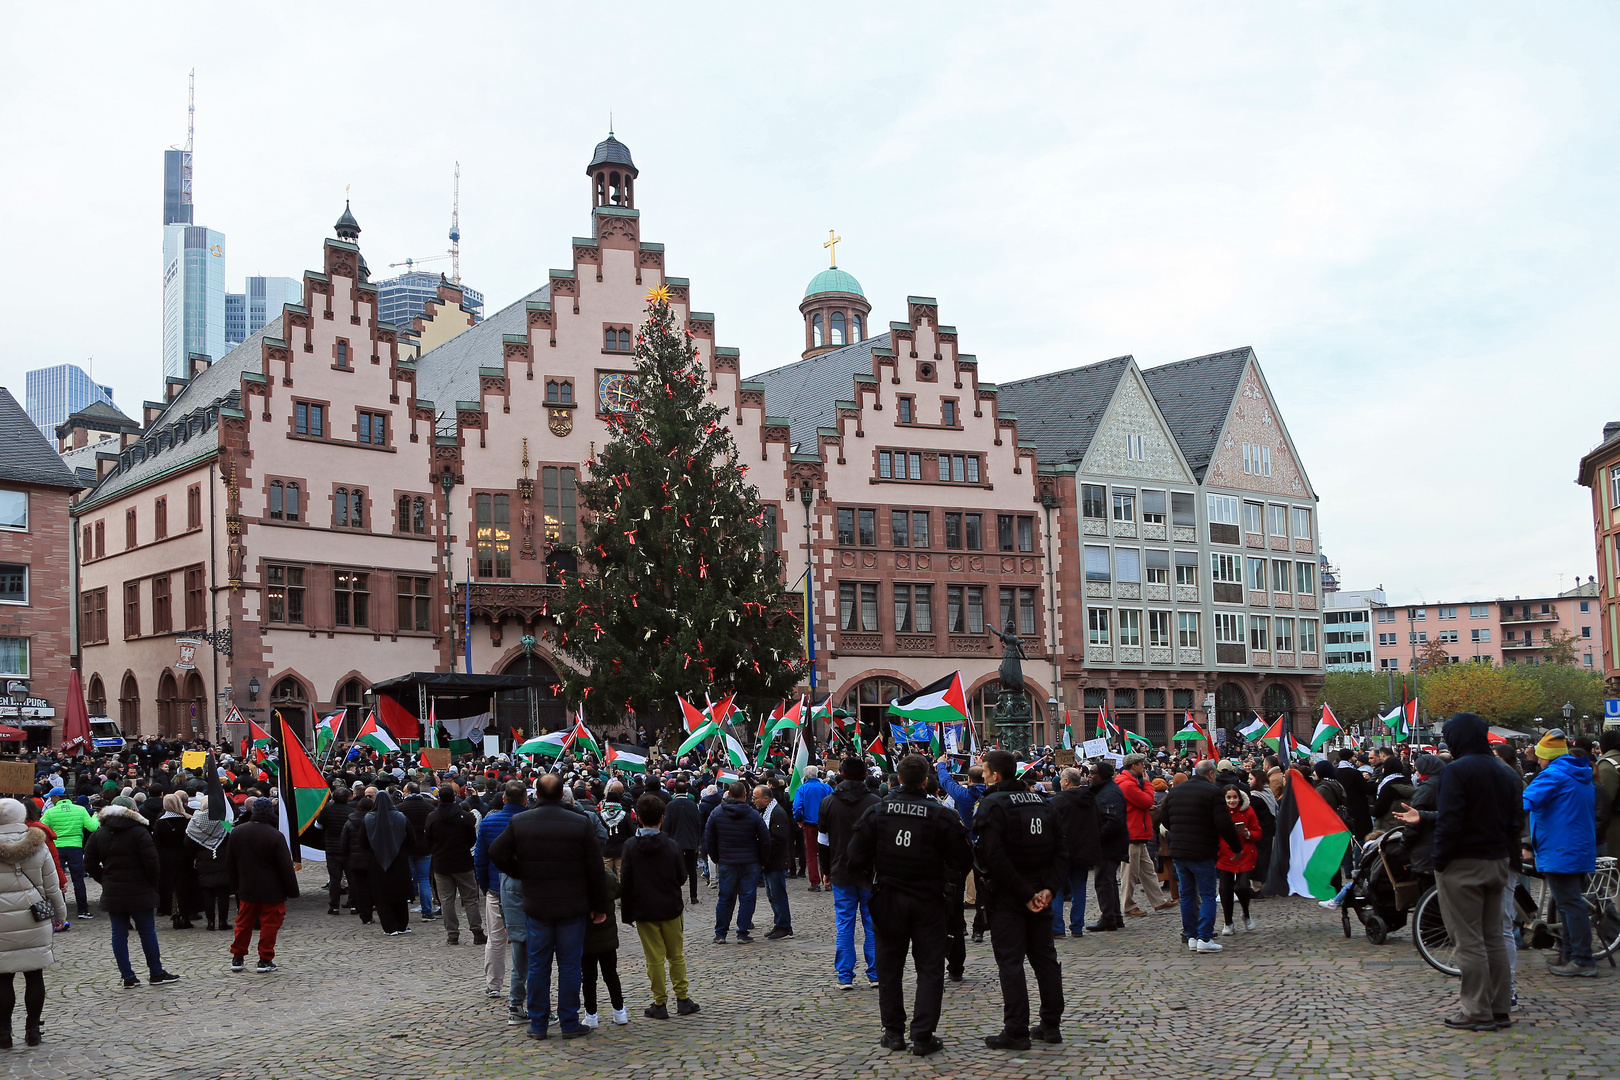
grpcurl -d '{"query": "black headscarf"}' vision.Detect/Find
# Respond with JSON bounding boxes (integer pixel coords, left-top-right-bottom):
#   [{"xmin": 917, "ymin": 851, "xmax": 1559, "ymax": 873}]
[{"xmin": 365, "ymin": 790, "xmax": 408, "ymax": 870}]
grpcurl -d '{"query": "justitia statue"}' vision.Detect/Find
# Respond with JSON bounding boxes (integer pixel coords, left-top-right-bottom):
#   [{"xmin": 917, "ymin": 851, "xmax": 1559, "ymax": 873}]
[{"xmin": 987, "ymin": 617, "xmax": 1033, "ymax": 754}]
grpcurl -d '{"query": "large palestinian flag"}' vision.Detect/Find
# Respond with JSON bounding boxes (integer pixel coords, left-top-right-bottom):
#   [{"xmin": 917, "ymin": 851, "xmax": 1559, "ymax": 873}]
[
  {"xmin": 280, "ymin": 713, "xmax": 330, "ymax": 833},
  {"xmin": 517, "ymin": 730, "xmax": 569, "ymax": 758},
  {"xmin": 561, "ymin": 712, "xmax": 601, "ymax": 758},
  {"xmin": 887, "ymin": 672, "xmax": 968, "ymax": 726},
  {"xmin": 604, "ymin": 743, "xmax": 648, "ymax": 773},
  {"xmin": 1264, "ymin": 768, "xmax": 1351, "ymax": 899},
  {"xmin": 1310, "ymin": 703, "xmax": 1344, "ymax": 750},
  {"xmin": 1381, "ymin": 697, "xmax": 1417, "ymax": 740}
]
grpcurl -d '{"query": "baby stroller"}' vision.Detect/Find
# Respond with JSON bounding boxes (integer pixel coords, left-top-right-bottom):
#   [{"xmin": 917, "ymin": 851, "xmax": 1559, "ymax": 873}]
[{"xmin": 1342, "ymin": 826, "xmax": 1430, "ymax": 945}]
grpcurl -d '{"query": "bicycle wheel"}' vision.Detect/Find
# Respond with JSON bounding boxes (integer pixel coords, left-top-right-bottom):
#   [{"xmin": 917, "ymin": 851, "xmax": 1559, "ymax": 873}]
[
  {"xmin": 1591, "ymin": 900, "xmax": 1620, "ymax": 961},
  {"xmin": 1413, "ymin": 885, "xmax": 1460, "ymax": 977}
]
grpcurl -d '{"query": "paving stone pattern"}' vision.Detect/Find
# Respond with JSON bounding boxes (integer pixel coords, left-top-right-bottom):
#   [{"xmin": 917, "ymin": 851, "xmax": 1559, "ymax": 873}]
[{"xmin": 10, "ymin": 867, "xmax": 1619, "ymax": 1079}]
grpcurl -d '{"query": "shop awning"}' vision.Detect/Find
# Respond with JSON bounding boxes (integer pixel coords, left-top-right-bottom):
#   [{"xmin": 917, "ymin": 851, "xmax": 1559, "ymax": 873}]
[{"xmin": 0, "ymin": 725, "xmax": 26, "ymax": 741}]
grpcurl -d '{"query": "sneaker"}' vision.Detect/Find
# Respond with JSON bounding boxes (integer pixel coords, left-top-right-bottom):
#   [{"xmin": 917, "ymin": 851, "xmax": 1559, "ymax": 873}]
[
  {"xmin": 1511, "ymin": 990, "xmax": 1520, "ymax": 1011},
  {"xmin": 644, "ymin": 1003, "xmax": 670, "ymax": 1020},
  {"xmin": 507, "ymin": 1007, "xmax": 528, "ymax": 1026},
  {"xmin": 327, "ymin": 908, "xmax": 340, "ymax": 916},
  {"xmin": 121, "ymin": 976, "xmax": 142, "ymax": 989},
  {"xmin": 1196, "ymin": 939, "xmax": 1223, "ymax": 953},
  {"xmin": 77, "ymin": 912, "xmax": 95, "ymax": 920},
  {"xmin": 1030, "ymin": 1023, "xmax": 1064, "ymax": 1044},
  {"xmin": 397, "ymin": 927, "xmax": 413, "ymax": 935},
  {"xmin": 423, "ymin": 911, "xmax": 440, "ymax": 921},
  {"xmin": 676, "ymin": 998, "xmax": 700, "ymax": 1015},
  {"xmin": 837, "ymin": 980, "xmax": 854, "ymax": 990},
  {"xmin": 880, "ymin": 1030, "xmax": 908, "ymax": 1052},
  {"xmin": 612, "ymin": 1007, "xmax": 629, "ymax": 1025},
  {"xmin": 1318, "ymin": 898, "xmax": 1342, "ymax": 911},
  {"xmin": 1245, "ymin": 916, "xmax": 1256, "ymax": 931},
  {"xmin": 149, "ymin": 972, "xmax": 183, "ymax": 987},
  {"xmin": 713, "ymin": 935, "xmax": 728, "ymax": 945},
  {"xmin": 582, "ymin": 1013, "xmax": 599, "ymax": 1029},
  {"xmin": 1188, "ymin": 938, "xmax": 1198, "ymax": 952},
  {"xmin": 1548, "ymin": 961, "xmax": 1599, "ymax": 978},
  {"xmin": 230, "ymin": 958, "xmax": 245, "ymax": 973},
  {"xmin": 485, "ymin": 988, "xmax": 503, "ymax": 999},
  {"xmin": 1443, "ymin": 1013, "xmax": 1497, "ymax": 1031},
  {"xmin": 736, "ymin": 933, "xmax": 754, "ymax": 944},
  {"xmin": 867, "ymin": 978, "xmax": 879, "ymax": 989},
  {"xmin": 1221, "ymin": 923, "xmax": 1233, "ymax": 936},
  {"xmin": 256, "ymin": 961, "xmax": 277, "ymax": 974},
  {"xmin": 764, "ymin": 927, "xmax": 793, "ymax": 940}
]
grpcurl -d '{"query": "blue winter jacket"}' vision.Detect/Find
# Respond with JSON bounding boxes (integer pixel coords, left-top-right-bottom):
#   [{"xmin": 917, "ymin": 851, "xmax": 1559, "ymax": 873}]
[
  {"xmin": 1524, "ymin": 754, "xmax": 1597, "ymax": 875},
  {"xmin": 936, "ymin": 762, "xmax": 988, "ymax": 838},
  {"xmin": 792, "ymin": 778, "xmax": 833, "ymax": 825},
  {"xmin": 474, "ymin": 803, "xmax": 522, "ymax": 893}
]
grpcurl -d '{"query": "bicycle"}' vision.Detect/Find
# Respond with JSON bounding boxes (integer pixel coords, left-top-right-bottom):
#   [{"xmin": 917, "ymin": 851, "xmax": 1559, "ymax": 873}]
[{"xmin": 1414, "ymin": 855, "xmax": 1620, "ymax": 977}]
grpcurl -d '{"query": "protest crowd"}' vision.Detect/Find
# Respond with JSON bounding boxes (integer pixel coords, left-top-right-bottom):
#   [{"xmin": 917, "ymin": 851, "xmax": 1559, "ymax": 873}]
[{"xmin": 0, "ymin": 703, "xmax": 1613, "ymax": 1052}]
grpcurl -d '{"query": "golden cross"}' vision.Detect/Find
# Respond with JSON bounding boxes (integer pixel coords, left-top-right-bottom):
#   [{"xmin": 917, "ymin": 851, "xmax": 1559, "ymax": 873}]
[{"xmin": 824, "ymin": 229, "xmax": 841, "ymax": 268}]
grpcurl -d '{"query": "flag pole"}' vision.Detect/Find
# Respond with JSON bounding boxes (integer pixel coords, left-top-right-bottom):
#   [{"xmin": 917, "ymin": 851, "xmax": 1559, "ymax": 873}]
[{"xmin": 277, "ymin": 714, "xmax": 302, "ymax": 869}]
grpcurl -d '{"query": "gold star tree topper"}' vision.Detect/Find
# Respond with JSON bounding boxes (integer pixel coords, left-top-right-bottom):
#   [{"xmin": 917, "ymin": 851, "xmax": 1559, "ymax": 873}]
[{"xmin": 646, "ymin": 283, "xmax": 672, "ymax": 305}]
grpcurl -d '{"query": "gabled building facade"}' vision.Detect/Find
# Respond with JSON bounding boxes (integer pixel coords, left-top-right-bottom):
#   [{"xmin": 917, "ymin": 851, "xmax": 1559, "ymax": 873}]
[{"xmin": 1578, "ymin": 423, "xmax": 1620, "ymax": 695}]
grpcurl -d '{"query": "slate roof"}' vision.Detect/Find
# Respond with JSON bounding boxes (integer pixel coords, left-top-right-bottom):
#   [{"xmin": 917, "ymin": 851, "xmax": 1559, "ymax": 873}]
[
  {"xmin": 588, "ymin": 135, "xmax": 636, "ymax": 173},
  {"xmin": 0, "ymin": 387, "xmax": 81, "ymax": 490},
  {"xmin": 79, "ymin": 318, "xmax": 284, "ymax": 508},
  {"xmin": 413, "ymin": 284, "xmax": 551, "ymax": 413},
  {"xmin": 1139, "ymin": 347, "xmax": 1253, "ymax": 481},
  {"xmin": 996, "ymin": 356, "xmax": 1134, "ymax": 465},
  {"xmin": 746, "ymin": 333, "xmax": 892, "ymax": 448},
  {"xmin": 55, "ymin": 398, "xmax": 140, "ymax": 441}
]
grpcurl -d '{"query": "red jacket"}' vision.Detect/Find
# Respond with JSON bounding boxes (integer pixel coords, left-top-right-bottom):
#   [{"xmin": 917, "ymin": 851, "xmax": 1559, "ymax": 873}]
[
  {"xmin": 1116, "ymin": 772, "xmax": 1156, "ymax": 841},
  {"xmin": 1217, "ymin": 805, "xmax": 1261, "ymax": 873}
]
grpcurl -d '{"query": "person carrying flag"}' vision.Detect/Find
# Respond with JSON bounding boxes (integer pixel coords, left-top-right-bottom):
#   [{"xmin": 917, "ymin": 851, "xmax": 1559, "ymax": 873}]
[{"xmin": 934, "ymin": 755, "xmax": 989, "ymax": 958}]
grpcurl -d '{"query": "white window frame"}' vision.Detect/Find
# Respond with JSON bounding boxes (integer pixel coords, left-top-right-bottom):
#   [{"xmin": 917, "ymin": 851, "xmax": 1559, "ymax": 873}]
[
  {"xmin": 1126, "ymin": 433, "xmax": 1145, "ymax": 461},
  {"xmin": 1267, "ymin": 504, "xmax": 1288, "ymax": 537},
  {"xmin": 1118, "ymin": 608, "xmax": 1142, "ymax": 647},
  {"xmin": 1211, "ymin": 552, "xmax": 1243, "ymax": 586},
  {"xmin": 1088, "ymin": 608, "xmax": 1112, "ymax": 646},
  {"xmin": 1273, "ymin": 617, "xmax": 1294, "ymax": 652},
  {"xmin": 0, "ymin": 563, "xmax": 27, "ymax": 606},
  {"xmin": 1291, "ymin": 505, "xmax": 1310, "ymax": 539},
  {"xmin": 0, "ymin": 636, "xmax": 28, "ymax": 678},
  {"xmin": 1177, "ymin": 612, "xmax": 1200, "ymax": 648},
  {"xmin": 1243, "ymin": 501, "xmax": 1263, "ymax": 535},
  {"xmin": 1299, "ymin": 618, "xmax": 1318, "ymax": 653},
  {"xmin": 1214, "ymin": 612, "xmax": 1245, "ymax": 644},
  {"xmin": 1207, "ymin": 494, "xmax": 1240, "ymax": 526},
  {"xmin": 1249, "ymin": 615, "xmax": 1270, "ymax": 651},
  {"xmin": 1148, "ymin": 610, "xmax": 1172, "ymax": 647},
  {"xmin": 0, "ymin": 490, "xmax": 26, "ymax": 532}
]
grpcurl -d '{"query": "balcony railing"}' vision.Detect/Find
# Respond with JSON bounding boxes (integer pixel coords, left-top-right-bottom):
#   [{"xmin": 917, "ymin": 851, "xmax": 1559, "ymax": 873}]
[
  {"xmin": 1500, "ymin": 638, "xmax": 1546, "ymax": 650},
  {"xmin": 1500, "ymin": 610, "xmax": 1559, "ymax": 624}
]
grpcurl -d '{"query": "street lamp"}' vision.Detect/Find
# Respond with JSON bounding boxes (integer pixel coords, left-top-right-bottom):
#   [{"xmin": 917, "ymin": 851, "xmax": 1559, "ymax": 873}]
[
  {"xmin": 248, "ymin": 677, "xmax": 260, "ymax": 703},
  {"xmin": 1378, "ymin": 701, "xmax": 1387, "ymax": 748},
  {"xmin": 800, "ymin": 481, "xmax": 817, "ymax": 693},
  {"xmin": 1563, "ymin": 701, "xmax": 1574, "ymax": 736}
]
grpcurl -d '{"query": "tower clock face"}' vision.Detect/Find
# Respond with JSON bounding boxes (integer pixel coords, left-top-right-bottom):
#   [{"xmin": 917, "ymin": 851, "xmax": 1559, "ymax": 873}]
[{"xmin": 597, "ymin": 372, "xmax": 636, "ymax": 414}]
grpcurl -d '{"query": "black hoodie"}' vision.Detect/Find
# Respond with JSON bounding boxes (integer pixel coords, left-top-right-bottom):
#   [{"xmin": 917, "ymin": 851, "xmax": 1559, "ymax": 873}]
[{"xmin": 1432, "ymin": 713, "xmax": 1522, "ymax": 871}]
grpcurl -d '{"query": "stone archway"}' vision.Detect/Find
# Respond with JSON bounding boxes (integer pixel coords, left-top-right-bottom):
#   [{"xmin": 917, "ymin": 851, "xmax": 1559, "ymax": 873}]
[
  {"xmin": 1215, "ymin": 681, "xmax": 1249, "ymax": 741},
  {"xmin": 156, "ymin": 670, "xmax": 181, "ymax": 738}
]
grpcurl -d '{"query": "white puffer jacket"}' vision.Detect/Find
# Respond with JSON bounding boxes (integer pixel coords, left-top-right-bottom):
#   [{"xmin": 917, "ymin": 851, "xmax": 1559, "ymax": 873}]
[{"xmin": 0, "ymin": 805, "xmax": 68, "ymax": 973}]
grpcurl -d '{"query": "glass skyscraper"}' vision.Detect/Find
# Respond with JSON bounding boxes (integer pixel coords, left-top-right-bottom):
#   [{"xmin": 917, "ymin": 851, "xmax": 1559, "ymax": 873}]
[
  {"xmin": 162, "ymin": 224, "xmax": 227, "ymax": 379},
  {"xmin": 225, "ymin": 276, "xmax": 302, "ymax": 344},
  {"xmin": 24, "ymin": 364, "xmax": 116, "ymax": 437},
  {"xmin": 375, "ymin": 270, "xmax": 484, "ymax": 329}
]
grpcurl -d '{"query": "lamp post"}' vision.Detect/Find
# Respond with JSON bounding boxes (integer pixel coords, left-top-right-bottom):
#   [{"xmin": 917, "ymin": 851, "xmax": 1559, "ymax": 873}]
[
  {"xmin": 800, "ymin": 481, "xmax": 817, "ymax": 694},
  {"xmin": 1563, "ymin": 701, "xmax": 1574, "ymax": 736},
  {"xmin": 248, "ymin": 677, "xmax": 260, "ymax": 704},
  {"xmin": 1377, "ymin": 701, "xmax": 1387, "ymax": 749},
  {"xmin": 1041, "ymin": 492, "xmax": 1061, "ymax": 746},
  {"xmin": 440, "ymin": 470, "xmax": 459, "ymax": 672}
]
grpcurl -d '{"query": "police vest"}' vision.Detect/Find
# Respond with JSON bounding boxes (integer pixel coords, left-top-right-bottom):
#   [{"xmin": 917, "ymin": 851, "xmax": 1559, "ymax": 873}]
[
  {"xmin": 978, "ymin": 789, "xmax": 1061, "ymax": 879},
  {"xmin": 869, "ymin": 794, "xmax": 955, "ymax": 890}
]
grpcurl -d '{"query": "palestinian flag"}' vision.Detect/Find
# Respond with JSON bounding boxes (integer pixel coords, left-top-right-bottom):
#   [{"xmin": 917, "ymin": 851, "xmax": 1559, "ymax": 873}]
[
  {"xmin": 1264, "ymin": 768, "xmax": 1352, "ymax": 899},
  {"xmin": 1062, "ymin": 708, "xmax": 1075, "ymax": 751},
  {"xmin": 887, "ymin": 672, "xmax": 968, "ymax": 726},
  {"xmin": 1261, "ymin": 716, "xmax": 1311, "ymax": 759},
  {"xmin": 604, "ymin": 743, "xmax": 648, "ymax": 773},
  {"xmin": 355, "ymin": 711, "xmax": 401, "ymax": 755},
  {"xmin": 678, "ymin": 695, "xmax": 709, "ymax": 734},
  {"xmin": 1238, "ymin": 712, "xmax": 1268, "ymax": 740},
  {"xmin": 677, "ymin": 721, "xmax": 719, "ymax": 758},
  {"xmin": 865, "ymin": 733, "xmax": 889, "ymax": 772},
  {"xmin": 757, "ymin": 699, "xmax": 802, "ymax": 768},
  {"xmin": 1172, "ymin": 720, "xmax": 1208, "ymax": 743},
  {"xmin": 1310, "ymin": 703, "xmax": 1344, "ymax": 750},
  {"xmin": 812, "ymin": 700, "xmax": 852, "ymax": 747},
  {"xmin": 280, "ymin": 713, "xmax": 330, "ymax": 834},
  {"xmin": 517, "ymin": 731, "xmax": 569, "ymax": 758},
  {"xmin": 377, "ymin": 695, "xmax": 420, "ymax": 756},
  {"xmin": 719, "ymin": 731, "xmax": 749, "ymax": 770},
  {"xmin": 249, "ymin": 716, "xmax": 279, "ymax": 776},
  {"xmin": 708, "ymin": 692, "xmax": 737, "ymax": 729},
  {"xmin": 314, "ymin": 710, "xmax": 344, "ymax": 757},
  {"xmin": 1095, "ymin": 702, "xmax": 1110, "ymax": 742},
  {"xmin": 755, "ymin": 703, "xmax": 779, "ymax": 766},
  {"xmin": 1381, "ymin": 698, "xmax": 1416, "ymax": 740},
  {"xmin": 562, "ymin": 712, "xmax": 601, "ymax": 758},
  {"xmin": 787, "ymin": 727, "xmax": 811, "ymax": 798}
]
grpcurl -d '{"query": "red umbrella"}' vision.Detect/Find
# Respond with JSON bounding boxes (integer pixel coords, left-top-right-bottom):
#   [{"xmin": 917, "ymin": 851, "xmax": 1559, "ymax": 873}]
[
  {"xmin": 61, "ymin": 669, "xmax": 91, "ymax": 756},
  {"xmin": 1486, "ymin": 730, "xmax": 1507, "ymax": 745},
  {"xmin": 0, "ymin": 725, "xmax": 23, "ymax": 741}
]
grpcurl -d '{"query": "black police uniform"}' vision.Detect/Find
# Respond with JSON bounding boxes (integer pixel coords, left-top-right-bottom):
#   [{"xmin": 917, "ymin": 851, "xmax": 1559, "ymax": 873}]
[
  {"xmin": 848, "ymin": 787, "xmax": 972, "ymax": 1049},
  {"xmin": 973, "ymin": 778, "xmax": 1068, "ymax": 1042}
]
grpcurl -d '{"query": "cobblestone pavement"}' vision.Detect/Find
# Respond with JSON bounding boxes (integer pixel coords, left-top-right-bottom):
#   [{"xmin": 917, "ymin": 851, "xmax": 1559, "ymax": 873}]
[{"xmin": 9, "ymin": 866, "xmax": 1618, "ymax": 1079}]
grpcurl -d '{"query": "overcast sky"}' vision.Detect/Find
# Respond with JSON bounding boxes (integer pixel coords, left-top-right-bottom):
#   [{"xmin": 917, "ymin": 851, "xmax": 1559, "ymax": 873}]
[{"xmin": 4, "ymin": 3, "xmax": 1615, "ymax": 604}]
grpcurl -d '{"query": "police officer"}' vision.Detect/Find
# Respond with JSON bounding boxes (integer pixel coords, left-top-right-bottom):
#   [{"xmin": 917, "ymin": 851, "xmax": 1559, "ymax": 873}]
[
  {"xmin": 973, "ymin": 748, "xmax": 1067, "ymax": 1051},
  {"xmin": 848, "ymin": 752, "xmax": 972, "ymax": 1057}
]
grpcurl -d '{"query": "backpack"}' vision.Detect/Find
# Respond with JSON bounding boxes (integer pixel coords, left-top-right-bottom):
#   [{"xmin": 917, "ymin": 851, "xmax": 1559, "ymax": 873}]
[{"xmin": 1594, "ymin": 757, "xmax": 1620, "ymax": 836}]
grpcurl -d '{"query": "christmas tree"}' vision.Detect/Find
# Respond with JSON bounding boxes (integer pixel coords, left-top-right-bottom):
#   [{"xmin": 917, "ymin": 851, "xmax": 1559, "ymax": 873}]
[{"xmin": 549, "ymin": 286, "xmax": 805, "ymax": 734}]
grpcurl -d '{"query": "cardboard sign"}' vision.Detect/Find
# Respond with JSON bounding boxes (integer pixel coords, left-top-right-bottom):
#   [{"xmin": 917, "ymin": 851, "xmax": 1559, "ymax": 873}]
[
  {"xmin": 421, "ymin": 748, "xmax": 452, "ymax": 769},
  {"xmin": 0, "ymin": 760, "xmax": 34, "ymax": 797},
  {"xmin": 181, "ymin": 750, "xmax": 206, "ymax": 770},
  {"xmin": 1081, "ymin": 738, "xmax": 1109, "ymax": 759},
  {"xmin": 484, "ymin": 735, "xmax": 500, "ymax": 757},
  {"xmin": 1054, "ymin": 749, "xmax": 1076, "ymax": 766}
]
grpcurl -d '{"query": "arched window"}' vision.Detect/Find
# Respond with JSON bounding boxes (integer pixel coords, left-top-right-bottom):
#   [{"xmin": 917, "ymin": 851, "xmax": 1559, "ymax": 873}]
[
  {"xmin": 398, "ymin": 495, "xmax": 411, "ymax": 532},
  {"xmin": 156, "ymin": 670, "xmax": 180, "ymax": 737},
  {"xmin": 595, "ymin": 171, "xmax": 607, "ymax": 205},
  {"xmin": 830, "ymin": 311, "xmax": 846, "ymax": 346},
  {"xmin": 1216, "ymin": 681, "xmax": 1249, "ymax": 741},
  {"xmin": 285, "ymin": 483, "xmax": 300, "ymax": 522},
  {"xmin": 271, "ymin": 677, "xmax": 309, "ymax": 743},
  {"xmin": 852, "ymin": 314, "xmax": 863, "ymax": 342},
  {"xmin": 560, "ymin": 381, "xmax": 573, "ymax": 404},
  {"xmin": 412, "ymin": 496, "xmax": 427, "ymax": 534},
  {"xmin": 618, "ymin": 329, "xmax": 631, "ymax": 352},
  {"xmin": 841, "ymin": 677, "xmax": 912, "ymax": 745},
  {"xmin": 812, "ymin": 314, "xmax": 823, "ymax": 348},
  {"xmin": 335, "ymin": 488, "xmax": 349, "ymax": 527},
  {"xmin": 335, "ymin": 679, "xmax": 366, "ymax": 739},
  {"xmin": 603, "ymin": 328, "xmax": 616, "ymax": 350},
  {"xmin": 546, "ymin": 381, "xmax": 560, "ymax": 403},
  {"xmin": 119, "ymin": 672, "xmax": 140, "ymax": 736},
  {"xmin": 350, "ymin": 490, "xmax": 364, "ymax": 529},
  {"xmin": 87, "ymin": 675, "xmax": 106, "ymax": 716},
  {"xmin": 273, "ymin": 677, "xmax": 306, "ymax": 702},
  {"xmin": 1261, "ymin": 684, "xmax": 1295, "ymax": 742},
  {"xmin": 269, "ymin": 481, "xmax": 284, "ymax": 520}
]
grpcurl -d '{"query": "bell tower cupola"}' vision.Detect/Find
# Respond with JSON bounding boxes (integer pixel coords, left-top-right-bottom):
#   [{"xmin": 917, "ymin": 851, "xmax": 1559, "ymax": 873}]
[
  {"xmin": 799, "ymin": 229, "xmax": 870, "ymax": 359},
  {"xmin": 587, "ymin": 131, "xmax": 638, "ymax": 210}
]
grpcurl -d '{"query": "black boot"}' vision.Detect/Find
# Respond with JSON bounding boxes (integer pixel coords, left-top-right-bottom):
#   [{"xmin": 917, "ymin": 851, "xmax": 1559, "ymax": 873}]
[
  {"xmin": 23, "ymin": 1020, "xmax": 39, "ymax": 1047},
  {"xmin": 0, "ymin": 1024, "xmax": 11, "ymax": 1050}
]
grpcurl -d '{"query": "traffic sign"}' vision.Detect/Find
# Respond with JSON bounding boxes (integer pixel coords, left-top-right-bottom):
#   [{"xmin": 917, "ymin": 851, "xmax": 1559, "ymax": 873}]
[{"xmin": 1605, "ymin": 699, "xmax": 1620, "ymax": 724}]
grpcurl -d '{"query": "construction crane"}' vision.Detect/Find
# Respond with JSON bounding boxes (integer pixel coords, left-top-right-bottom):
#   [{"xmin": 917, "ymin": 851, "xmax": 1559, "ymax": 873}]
[{"xmin": 388, "ymin": 163, "xmax": 463, "ymax": 283}]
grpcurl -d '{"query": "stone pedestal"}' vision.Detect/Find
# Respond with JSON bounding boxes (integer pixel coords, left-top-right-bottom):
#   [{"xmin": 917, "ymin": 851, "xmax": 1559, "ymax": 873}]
[{"xmin": 991, "ymin": 690, "xmax": 1033, "ymax": 756}]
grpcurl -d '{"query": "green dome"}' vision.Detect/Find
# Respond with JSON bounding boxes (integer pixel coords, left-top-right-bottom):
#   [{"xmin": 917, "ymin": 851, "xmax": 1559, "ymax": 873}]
[{"xmin": 804, "ymin": 267, "xmax": 864, "ymax": 299}]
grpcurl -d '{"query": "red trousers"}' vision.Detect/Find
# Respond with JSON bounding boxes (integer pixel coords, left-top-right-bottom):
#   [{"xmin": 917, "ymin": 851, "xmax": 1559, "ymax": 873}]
[
  {"xmin": 802, "ymin": 824, "xmax": 823, "ymax": 887},
  {"xmin": 232, "ymin": 900, "xmax": 286, "ymax": 962}
]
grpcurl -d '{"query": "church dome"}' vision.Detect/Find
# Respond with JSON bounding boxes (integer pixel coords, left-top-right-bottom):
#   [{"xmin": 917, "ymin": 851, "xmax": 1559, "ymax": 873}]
[{"xmin": 804, "ymin": 267, "xmax": 864, "ymax": 299}]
